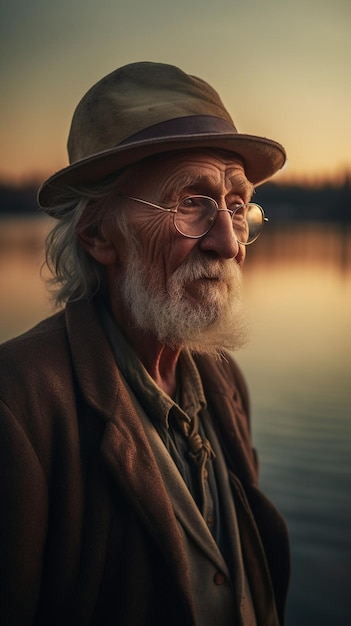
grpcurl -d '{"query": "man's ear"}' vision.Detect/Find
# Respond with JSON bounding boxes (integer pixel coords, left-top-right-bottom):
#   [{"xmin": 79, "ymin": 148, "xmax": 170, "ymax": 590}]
[{"xmin": 77, "ymin": 225, "xmax": 118, "ymax": 266}]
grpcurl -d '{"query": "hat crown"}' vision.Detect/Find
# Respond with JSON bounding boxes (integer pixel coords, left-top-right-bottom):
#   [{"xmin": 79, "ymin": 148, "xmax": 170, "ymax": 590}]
[
  {"xmin": 38, "ymin": 61, "xmax": 286, "ymax": 210},
  {"xmin": 67, "ymin": 62, "xmax": 235, "ymax": 164}
]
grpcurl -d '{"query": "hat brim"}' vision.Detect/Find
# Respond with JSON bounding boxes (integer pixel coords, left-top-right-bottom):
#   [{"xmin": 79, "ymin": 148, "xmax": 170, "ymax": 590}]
[{"xmin": 38, "ymin": 132, "xmax": 286, "ymax": 209}]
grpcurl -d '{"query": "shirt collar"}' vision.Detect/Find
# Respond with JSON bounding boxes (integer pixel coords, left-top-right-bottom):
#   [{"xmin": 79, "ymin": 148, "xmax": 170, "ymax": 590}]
[{"xmin": 99, "ymin": 302, "xmax": 207, "ymax": 428}]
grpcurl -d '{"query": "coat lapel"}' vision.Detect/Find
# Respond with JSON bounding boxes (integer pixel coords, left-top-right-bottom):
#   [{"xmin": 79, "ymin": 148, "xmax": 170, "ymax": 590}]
[
  {"xmin": 65, "ymin": 300, "xmax": 194, "ymax": 609},
  {"xmin": 194, "ymin": 354, "xmax": 258, "ymax": 487}
]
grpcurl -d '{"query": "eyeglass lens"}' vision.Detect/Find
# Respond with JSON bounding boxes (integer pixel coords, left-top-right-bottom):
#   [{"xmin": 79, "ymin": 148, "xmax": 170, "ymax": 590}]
[{"xmin": 175, "ymin": 196, "xmax": 264, "ymax": 244}]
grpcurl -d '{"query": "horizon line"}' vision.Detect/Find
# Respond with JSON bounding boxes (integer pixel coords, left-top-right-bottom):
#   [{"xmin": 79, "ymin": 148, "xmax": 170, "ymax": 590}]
[{"xmin": 1, "ymin": 168, "xmax": 350, "ymax": 189}]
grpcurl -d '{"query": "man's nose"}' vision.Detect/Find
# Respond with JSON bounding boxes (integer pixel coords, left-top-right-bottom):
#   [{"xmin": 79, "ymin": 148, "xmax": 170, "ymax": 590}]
[{"xmin": 198, "ymin": 209, "xmax": 245, "ymax": 263}]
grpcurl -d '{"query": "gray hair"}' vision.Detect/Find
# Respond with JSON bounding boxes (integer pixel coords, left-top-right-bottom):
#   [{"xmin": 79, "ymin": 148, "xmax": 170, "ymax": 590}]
[
  {"xmin": 44, "ymin": 170, "xmax": 135, "ymax": 307},
  {"xmin": 44, "ymin": 148, "xmax": 239, "ymax": 306}
]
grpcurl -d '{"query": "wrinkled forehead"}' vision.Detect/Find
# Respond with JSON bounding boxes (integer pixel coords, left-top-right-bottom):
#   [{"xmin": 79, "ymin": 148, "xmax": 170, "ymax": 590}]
[{"xmin": 129, "ymin": 148, "xmax": 253, "ymax": 198}]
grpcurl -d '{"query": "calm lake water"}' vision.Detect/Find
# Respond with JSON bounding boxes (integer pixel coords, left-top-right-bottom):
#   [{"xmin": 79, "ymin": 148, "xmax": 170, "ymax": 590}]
[{"xmin": 0, "ymin": 216, "xmax": 350, "ymax": 625}]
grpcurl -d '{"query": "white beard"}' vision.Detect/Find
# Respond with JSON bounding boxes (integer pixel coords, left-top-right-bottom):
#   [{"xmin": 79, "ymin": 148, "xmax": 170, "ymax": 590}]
[{"xmin": 119, "ymin": 248, "xmax": 249, "ymax": 356}]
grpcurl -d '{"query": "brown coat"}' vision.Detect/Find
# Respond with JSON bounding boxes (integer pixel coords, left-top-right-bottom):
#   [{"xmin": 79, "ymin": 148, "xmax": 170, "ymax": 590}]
[{"xmin": 0, "ymin": 299, "xmax": 290, "ymax": 625}]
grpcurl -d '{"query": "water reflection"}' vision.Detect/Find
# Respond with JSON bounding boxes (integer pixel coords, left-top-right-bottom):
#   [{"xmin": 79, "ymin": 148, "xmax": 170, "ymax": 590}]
[
  {"xmin": 0, "ymin": 217, "xmax": 56, "ymax": 342},
  {"xmin": 248, "ymin": 221, "xmax": 351, "ymax": 274},
  {"xmin": 0, "ymin": 217, "xmax": 350, "ymax": 626},
  {"xmin": 238, "ymin": 222, "xmax": 351, "ymax": 626}
]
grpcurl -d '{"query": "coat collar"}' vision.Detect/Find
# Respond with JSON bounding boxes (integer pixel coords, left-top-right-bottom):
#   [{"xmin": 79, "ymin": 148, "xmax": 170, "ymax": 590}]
[{"xmin": 65, "ymin": 299, "xmax": 120, "ymax": 419}]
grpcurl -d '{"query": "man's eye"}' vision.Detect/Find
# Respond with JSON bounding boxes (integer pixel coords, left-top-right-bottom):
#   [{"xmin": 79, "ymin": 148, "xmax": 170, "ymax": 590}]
[
  {"xmin": 182, "ymin": 197, "xmax": 196, "ymax": 207},
  {"xmin": 233, "ymin": 204, "xmax": 246, "ymax": 216}
]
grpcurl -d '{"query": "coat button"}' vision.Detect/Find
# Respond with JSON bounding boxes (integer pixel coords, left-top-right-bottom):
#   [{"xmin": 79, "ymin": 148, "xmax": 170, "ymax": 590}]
[{"xmin": 214, "ymin": 571, "xmax": 226, "ymax": 585}]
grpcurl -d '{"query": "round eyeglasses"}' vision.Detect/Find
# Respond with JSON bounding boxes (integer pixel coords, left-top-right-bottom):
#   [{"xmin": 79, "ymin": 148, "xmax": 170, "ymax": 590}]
[{"xmin": 128, "ymin": 195, "xmax": 267, "ymax": 245}]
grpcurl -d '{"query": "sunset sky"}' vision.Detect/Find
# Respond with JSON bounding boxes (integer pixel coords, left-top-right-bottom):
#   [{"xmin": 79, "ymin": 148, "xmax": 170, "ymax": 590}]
[{"xmin": 1, "ymin": 0, "xmax": 350, "ymax": 186}]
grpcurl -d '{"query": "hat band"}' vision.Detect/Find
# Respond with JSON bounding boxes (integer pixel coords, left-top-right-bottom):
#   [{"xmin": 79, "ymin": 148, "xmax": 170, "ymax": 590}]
[{"xmin": 118, "ymin": 115, "xmax": 238, "ymax": 146}]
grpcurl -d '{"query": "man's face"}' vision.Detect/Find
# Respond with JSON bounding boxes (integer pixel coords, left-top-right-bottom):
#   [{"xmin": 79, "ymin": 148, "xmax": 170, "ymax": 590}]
[
  {"xmin": 111, "ymin": 150, "xmax": 253, "ymax": 352},
  {"xmin": 127, "ymin": 150, "xmax": 251, "ymax": 271}
]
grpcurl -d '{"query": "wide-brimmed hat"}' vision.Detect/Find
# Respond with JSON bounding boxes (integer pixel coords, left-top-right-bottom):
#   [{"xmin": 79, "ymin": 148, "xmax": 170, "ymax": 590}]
[{"xmin": 38, "ymin": 61, "xmax": 286, "ymax": 210}]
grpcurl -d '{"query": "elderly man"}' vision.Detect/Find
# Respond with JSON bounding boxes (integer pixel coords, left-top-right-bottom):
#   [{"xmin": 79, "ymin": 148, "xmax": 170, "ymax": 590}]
[{"xmin": 0, "ymin": 62, "xmax": 289, "ymax": 625}]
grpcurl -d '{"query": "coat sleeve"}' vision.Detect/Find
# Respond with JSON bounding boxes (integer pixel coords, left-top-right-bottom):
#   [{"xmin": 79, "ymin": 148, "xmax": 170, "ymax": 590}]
[{"xmin": 0, "ymin": 397, "xmax": 48, "ymax": 625}]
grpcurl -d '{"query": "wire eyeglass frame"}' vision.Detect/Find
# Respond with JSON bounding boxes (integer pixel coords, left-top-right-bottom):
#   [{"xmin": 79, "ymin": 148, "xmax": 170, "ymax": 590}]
[{"xmin": 128, "ymin": 194, "xmax": 268, "ymax": 245}]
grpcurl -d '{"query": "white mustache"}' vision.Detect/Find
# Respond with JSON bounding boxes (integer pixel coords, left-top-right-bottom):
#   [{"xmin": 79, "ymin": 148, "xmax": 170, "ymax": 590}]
[{"xmin": 172, "ymin": 256, "xmax": 238, "ymax": 284}]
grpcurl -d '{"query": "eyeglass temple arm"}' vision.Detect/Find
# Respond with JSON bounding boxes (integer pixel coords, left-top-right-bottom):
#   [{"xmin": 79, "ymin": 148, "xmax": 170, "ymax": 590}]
[{"xmin": 128, "ymin": 197, "xmax": 177, "ymax": 213}]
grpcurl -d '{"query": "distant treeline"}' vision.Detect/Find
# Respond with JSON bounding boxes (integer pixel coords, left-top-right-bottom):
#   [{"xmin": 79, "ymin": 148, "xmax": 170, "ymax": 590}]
[
  {"xmin": 254, "ymin": 176, "xmax": 351, "ymax": 223},
  {"xmin": 0, "ymin": 182, "xmax": 42, "ymax": 216},
  {"xmin": 1, "ymin": 176, "xmax": 351, "ymax": 222}
]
